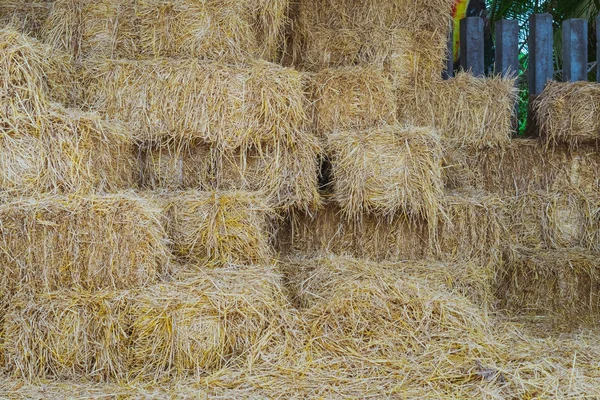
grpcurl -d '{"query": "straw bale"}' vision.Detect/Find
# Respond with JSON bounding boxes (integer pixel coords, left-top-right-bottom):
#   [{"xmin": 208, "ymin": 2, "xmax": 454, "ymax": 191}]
[
  {"xmin": 4, "ymin": 265, "xmax": 293, "ymax": 382},
  {"xmin": 211, "ymin": 141, "xmax": 321, "ymax": 212},
  {"xmin": 0, "ymin": 28, "xmax": 74, "ymax": 127},
  {"xmin": 308, "ymin": 66, "xmax": 397, "ymax": 137},
  {"xmin": 443, "ymin": 138, "xmax": 600, "ymax": 196},
  {"xmin": 327, "ymin": 124, "xmax": 443, "ymax": 220},
  {"xmin": 0, "ymin": 1, "xmax": 52, "ymax": 38},
  {"xmin": 0, "ymin": 193, "xmax": 169, "ymax": 297},
  {"xmin": 294, "ymin": 0, "xmax": 453, "ymax": 33},
  {"xmin": 293, "ymin": 26, "xmax": 446, "ymax": 85},
  {"xmin": 0, "ymin": 105, "xmax": 136, "ymax": 196},
  {"xmin": 277, "ymin": 201, "xmax": 430, "ymax": 261},
  {"xmin": 399, "ymin": 73, "xmax": 518, "ymax": 149},
  {"xmin": 534, "ymin": 81, "xmax": 600, "ymax": 146},
  {"xmin": 291, "ymin": 0, "xmax": 451, "ymax": 75},
  {"xmin": 80, "ymin": 59, "xmax": 308, "ymax": 147},
  {"xmin": 161, "ymin": 191, "xmax": 275, "ymax": 267},
  {"xmin": 128, "ymin": 265, "xmax": 293, "ymax": 380},
  {"xmin": 505, "ymin": 190, "xmax": 597, "ymax": 250},
  {"xmin": 497, "ymin": 247, "xmax": 600, "ymax": 318},
  {"xmin": 43, "ymin": 0, "xmax": 288, "ymax": 61},
  {"xmin": 140, "ymin": 141, "xmax": 321, "ymax": 212},
  {"xmin": 282, "ymin": 255, "xmax": 495, "ymax": 312},
  {"xmin": 292, "ymin": 255, "xmax": 495, "ymax": 368},
  {"xmin": 4, "ymin": 289, "xmax": 131, "ymax": 381},
  {"xmin": 436, "ymin": 190, "xmax": 506, "ymax": 264}
]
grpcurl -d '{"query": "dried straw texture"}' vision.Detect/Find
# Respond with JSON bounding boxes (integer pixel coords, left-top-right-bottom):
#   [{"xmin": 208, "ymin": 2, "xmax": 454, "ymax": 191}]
[
  {"xmin": 161, "ymin": 191, "xmax": 275, "ymax": 267},
  {"xmin": 277, "ymin": 202, "xmax": 430, "ymax": 261},
  {"xmin": 497, "ymin": 247, "xmax": 600, "ymax": 318},
  {"xmin": 505, "ymin": 191, "xmax": 599, "ymax": 250},
  {"xmin": 436, "ymin": 190, "xmax": 506, "ymax": 265},
  {"xmin": 80, "ymin": 59, "xmax": 307, "ymax": 148},
  {"xmin": 43, "ymin": 0, "xmax": 288, "ymax": 61},
  {"xmin": 4, "ymin": 290, "xmax": 131, "ymax": 381},
  {"xmin": 534, "ymin": 81, "xmax": 600, "ymax": 146},
  {"xmin": 444, "ymin": 139, "xmax": 600, "ymax": 196},
  {"xmin": 0, "ymin": 1, "xmax": 52, "ymax": 38},
  {"xmin": 0, "ymin": 193, "xmax": 170, "ymax": 297},
  {"xmin": 140, "ymin": 140, "xmax": 321, "ymax": 212},
  {"xmin": 0, "ymin": 106, "xmax": 136, "ymax": 197},
  {"xmin": 291, "ymin": 0, "xmax": 452, "ymax": 82},
  {"xmin": 327, "ymin": 125, "xmax": 443, "ymax": 221},
  {"xmin": 292, "ymin": 256, "xmax": 497, "ymax": 377},
  {"xmin": 399, "ymin": 73, "xmax": 518, "ymax": 149},
  {"xmin": 282, "ymin": 255, "xmax": 495, "ymax": 312},
  {"xmin": 307, "ymin": 66, "xmax": 397, "ymax": 137},
  {"xmin": 0, "ymin": 28, "xmax": 74, "ymax": 127},
  {"xmin": 128, "ymin": 265, "xmax": 293, "ymax": 380},
  {"xmin": 4, "ymin": 265, "xmax": 294, "ymax": 382}
]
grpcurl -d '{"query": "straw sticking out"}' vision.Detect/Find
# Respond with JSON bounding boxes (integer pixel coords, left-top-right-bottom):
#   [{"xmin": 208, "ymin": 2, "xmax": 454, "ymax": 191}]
[{"xmin": 327, "ymin": 124, "xmax": 443, "ymax": 221}]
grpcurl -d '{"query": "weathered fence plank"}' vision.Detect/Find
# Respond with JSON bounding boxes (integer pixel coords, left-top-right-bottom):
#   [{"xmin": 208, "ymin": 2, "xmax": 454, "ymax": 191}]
[
  {"xmin": 443, "ymin": 21, "xmax": 454, "ymax": 79},
  {"xmin": 528, "ymin": 13, "xmax": 553, "ymax": 96},
  {"xmin": 562, "ymin": 18, "xmax": 588, "ymax": 82},
  {"xmin": 460, "ymin": 17, "xmax": 484, "ymax": 76},
  {"xmin": 495, "ymin": 19, "xmax": 519, "ymax": 77}
]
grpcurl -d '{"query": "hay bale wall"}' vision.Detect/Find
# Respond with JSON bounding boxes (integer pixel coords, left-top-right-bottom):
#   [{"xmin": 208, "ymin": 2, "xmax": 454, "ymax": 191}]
[
  {"xmin": 534, "ymin": 81, "xmax": 600, "ymax": 146},
  {"xmin": 327, "ymin": 124, "xmax": 443, "ymax": 221},
  {"xmin": 43, "ymin": 0, "xmax": 288, "ymax": 61},
  {"xmin": 0, "ymin": 193, "xmax": 170, "ymax": 297}
]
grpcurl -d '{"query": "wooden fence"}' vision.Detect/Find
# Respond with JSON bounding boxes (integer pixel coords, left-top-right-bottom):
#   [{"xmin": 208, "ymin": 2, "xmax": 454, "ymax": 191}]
[{"xmin": 445, "ymin": 14, "xmax": 596, "ymax": 95}]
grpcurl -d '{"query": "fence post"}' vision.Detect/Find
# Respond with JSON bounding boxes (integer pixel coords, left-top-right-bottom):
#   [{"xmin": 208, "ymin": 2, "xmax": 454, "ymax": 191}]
[
  {"xmin": 528, "ymin": 13, "xmax": 553, "ymax": 96},
  {"xmin": 460, "ymin": 17, "xmax": 484, "ymax": 76},
  {"xmin": 563, "ymin": 19, "xmax": 588, "ymax": 81},
  {"xmin": 443, "ymin": 20, "xmax": 454, "ymax": 79},
  {"xmin": 597, "ymin": 15, "xmax": 600, "ymax": 82},
  {"xmin": 495, "ymin": 19, "xmax": 519, "ymax": 77}
]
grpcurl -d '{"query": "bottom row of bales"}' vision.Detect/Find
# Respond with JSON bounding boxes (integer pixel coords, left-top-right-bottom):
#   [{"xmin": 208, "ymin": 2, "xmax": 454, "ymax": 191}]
[{"xmin": 3, "ymin": 255, "xmax": 600, "ymax": 398}]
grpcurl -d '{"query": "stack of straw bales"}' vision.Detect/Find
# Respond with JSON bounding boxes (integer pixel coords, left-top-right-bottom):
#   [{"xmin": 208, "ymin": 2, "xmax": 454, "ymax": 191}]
[
  {"xmin": 4, "ymin": 265, "xmax": 293, "ymax": 381},
  {"xmin": 43, "ymin": 0, "xmax": 289, "ymax": 62},
  {"xmin": 491, "ymin": 80, "xmax": 600, "ymax": 319},
  {"xmin": 79, "ymin": 58, "xmax": 321, "ymax": 212}
]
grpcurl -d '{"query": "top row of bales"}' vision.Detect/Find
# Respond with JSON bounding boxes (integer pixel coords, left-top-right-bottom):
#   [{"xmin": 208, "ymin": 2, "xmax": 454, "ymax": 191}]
[{"xmin": 1, "ymin": 0, "xmax": 454, "ymax": 83}]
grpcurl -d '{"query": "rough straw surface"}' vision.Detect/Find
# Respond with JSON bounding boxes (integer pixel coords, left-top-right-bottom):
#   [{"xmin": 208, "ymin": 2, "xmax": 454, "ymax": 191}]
[
  {"xmin": 0, "ymin": 193, "xmax": 170, "ymax": 298},
  {"xmin": 80, "ymin": 59, "xmax": 308, "ymax": 148},
  {"xmin": 4, "ymin": 265, "xmax": 294, "ymax": 382},
  {"xmin": 0, "ymin": 0, "xmax": 52, "ymax": 38},
  {"xmin": 399, "ymin": 73, "xmax": 518, "ymax": 149},
  {"xmin": 161, "ymin": 191, "xmax": 275, "ymax": 267},
  {"xmin": 307, "ymin": 66, "xmax": 397, "ymax": 137},
  {"xmin": 535, "ymin": 81, "xmax": 600, "ymax": 146},
  {"xmin": 327, "ymin": 124, "xmax": 443, "ymax": 221},
  {"xmin": 44, "ymin": 0, "xmax": 288, "ymax": 61},
  {"xmin": 498, "ymin": 247, "xmax": 600, "ymax": 318},
  {"xmin": 291, "ymin": 0, "xmax": 452, "ymax": 83}
]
